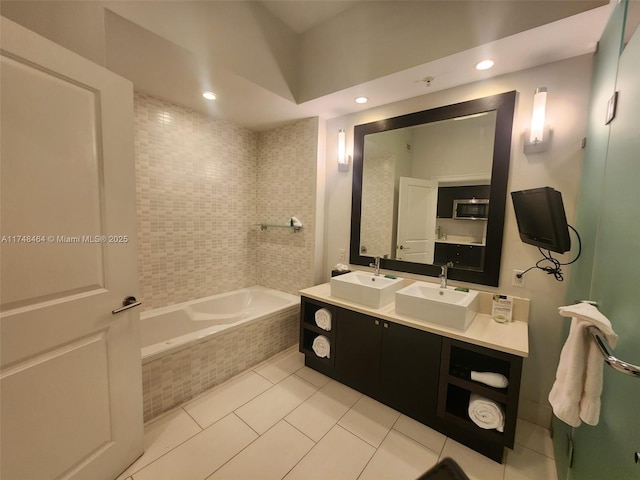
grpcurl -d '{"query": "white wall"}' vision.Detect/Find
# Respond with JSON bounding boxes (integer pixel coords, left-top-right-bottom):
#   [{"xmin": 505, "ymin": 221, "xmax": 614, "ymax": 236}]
[
  {"xmin": 411, "ymin": 113, "xmax": 495, "ymax": 180},
  {"xmin": 324, "ymin": 54, "xmax": 593, "ymax": 426}
]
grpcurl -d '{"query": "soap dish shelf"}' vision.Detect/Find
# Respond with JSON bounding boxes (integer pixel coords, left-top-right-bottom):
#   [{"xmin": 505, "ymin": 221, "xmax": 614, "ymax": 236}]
[{"xmin": 256, "ymin": 223, "xmax": 303, "ymax": 233}]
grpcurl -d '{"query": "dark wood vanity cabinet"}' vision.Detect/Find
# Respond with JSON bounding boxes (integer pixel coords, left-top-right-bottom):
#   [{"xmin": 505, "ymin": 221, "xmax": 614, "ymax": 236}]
[
  {"xmin": 333, "ymin": 308, "xmax": 382, "ymax": 394},
  {"xmin": 332, "ymin": 308, "xmax": 442, "ymax": 424},
  {"xmin": 378, "ymin": 320, "xmax": 441, "ymax": 424},
  {"xmin": 299, "ymin": 296, "xmax": 524, "ymax": 464}
]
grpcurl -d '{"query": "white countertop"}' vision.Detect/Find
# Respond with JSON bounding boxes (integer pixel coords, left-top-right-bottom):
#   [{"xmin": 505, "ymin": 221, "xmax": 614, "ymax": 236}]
[
  {"xmin": 299, "ymin": 282, "xmax": 529, "ymax": 358},
  {"xmin": 435, "ymin": 240, "xmax": 486, "ymax": 247}
]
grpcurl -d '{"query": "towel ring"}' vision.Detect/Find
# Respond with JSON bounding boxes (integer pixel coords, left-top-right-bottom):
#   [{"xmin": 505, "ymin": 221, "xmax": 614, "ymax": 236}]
[{"xmin": 587, "ymin": 326, "xmax": 640, "ymax": 378}]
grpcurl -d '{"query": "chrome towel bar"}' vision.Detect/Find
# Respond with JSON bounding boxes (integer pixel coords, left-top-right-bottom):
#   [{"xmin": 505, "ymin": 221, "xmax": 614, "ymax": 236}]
[{"xmin": 587, "ymin": 325, "xmax": 640, "ymax": 378}]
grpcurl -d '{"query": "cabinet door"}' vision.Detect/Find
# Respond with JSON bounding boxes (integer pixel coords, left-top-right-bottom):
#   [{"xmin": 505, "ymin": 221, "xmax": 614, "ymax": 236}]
[
  {"xmin": 334, "ymin": 309, "xmax": 382, "ymax": 395},
  {"xmin": 379, "ymin": 322, "xmax": 442, "ymax": 423},
  {"xmin": 460, "ymin": 245, "xmax": 484, "ymax": 269}
]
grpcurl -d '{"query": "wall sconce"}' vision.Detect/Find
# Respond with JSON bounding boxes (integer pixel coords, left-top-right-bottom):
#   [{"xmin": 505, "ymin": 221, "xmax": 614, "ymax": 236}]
[
  {"xmin": 338, "ymin": 129, "xmax": 350, "ymax": 172},
  {"xmin": 524, "ymin": 87, "xmax": 551, "ymax": 154}
]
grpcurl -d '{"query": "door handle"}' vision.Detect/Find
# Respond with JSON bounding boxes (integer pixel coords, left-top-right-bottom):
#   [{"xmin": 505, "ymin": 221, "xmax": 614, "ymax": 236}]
[
  {"xmin": 399, "ymin": 245, "xmax": 410, "ymax": 250},
  {"xmin": 112, "ymin": 296, "xmax": 142, "ymax": 314}
]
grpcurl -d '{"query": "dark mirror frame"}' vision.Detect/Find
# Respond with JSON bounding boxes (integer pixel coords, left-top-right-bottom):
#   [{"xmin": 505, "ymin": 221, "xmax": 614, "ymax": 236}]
[{"xmin": 350, "ymin": 91, "xmax": 516, "ymax": 287}]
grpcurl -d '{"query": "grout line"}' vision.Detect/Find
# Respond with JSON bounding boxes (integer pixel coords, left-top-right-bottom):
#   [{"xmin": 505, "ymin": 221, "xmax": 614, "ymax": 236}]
[
  {"xmin": 283, "ymin": 417, "xmax": 319, "ymax": 444},
  {"xmin": 201, "ymin": 413, "xmax": 272, "ymax": 480},
  {"xmin": 514, "ymin": 440, "xmax": 556, "ymax": 460},
  {"xmin": 232, "ymin": 411, "xmax": 263, "ymax": 437},
  {"xmin": 183, "ymin": 406, "xmax": 205, "ymax": 431},
  {"xmin": 389, "ymin": 426, "xmax": 444, "ymax": 457},
  {"xmin": 127, "ymin": 408, "xmax": 212, "ymax": 478},
  {"xmin": 355, "ymin": 425, "xmax": 395, "ymax": 479},
  {"xmin": 390, "ymin": 416, "xmax": 446, "ymax": 456}
]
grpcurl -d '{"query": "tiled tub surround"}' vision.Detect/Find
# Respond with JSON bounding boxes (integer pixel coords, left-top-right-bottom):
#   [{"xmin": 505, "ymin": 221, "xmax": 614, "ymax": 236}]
[
  {"xmin": 134, "ymin": 95, "xmax": 320, "ymax": 311},
  {"xmin": 141, "ymin": 287, "xmax": 300, "ymax": 422},
  {"xmin": 134, "ymin": 93, "xmax": 259, "ymax": 311},
  {"xmin": 256, "ymin": 118, "xmax": 319, "ymax": 296}
]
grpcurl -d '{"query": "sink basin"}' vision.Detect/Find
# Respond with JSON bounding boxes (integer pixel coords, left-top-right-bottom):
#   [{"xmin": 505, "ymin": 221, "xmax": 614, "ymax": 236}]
[
  {"xmin": 395, "ymin": 282, "xmax": 479, "ymax": 330},
  {"xmin": 330, "ymin": 271, "xmax": 403, "ymax": 308}
]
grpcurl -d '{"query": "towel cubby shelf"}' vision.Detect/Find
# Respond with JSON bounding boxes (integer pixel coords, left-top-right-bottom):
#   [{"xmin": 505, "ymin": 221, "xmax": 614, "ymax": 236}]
[
  {"xmin": 446, "ymin": 376, "xmax": 508, "ymax": 404},
  {"xmin": 299, "ymin": 298, "xmax": 336, "ymax": 367},
  {"xmin": 437, "ymin": 337, "xmax": 522, "ymax": 463}
]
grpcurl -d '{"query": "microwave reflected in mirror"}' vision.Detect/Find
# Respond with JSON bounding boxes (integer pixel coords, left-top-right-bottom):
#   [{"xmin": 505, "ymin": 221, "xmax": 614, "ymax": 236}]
[
  {"xmin": 351, "ymin": 91, "xmax": 517, "ymax": 287},
  {"xmin": 360, "ymin": 112, "xmax": 495, "ymax": 271}
]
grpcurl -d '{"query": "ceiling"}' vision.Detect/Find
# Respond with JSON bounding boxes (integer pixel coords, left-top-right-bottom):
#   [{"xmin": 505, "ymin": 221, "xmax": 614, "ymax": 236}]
[
  {"xmin": 2, "ymin": 1, "xmax": 615, "ymax": 130},
  {"xmin": 259, "ymin": 0, "xmax": 362, "ymax": 34}
]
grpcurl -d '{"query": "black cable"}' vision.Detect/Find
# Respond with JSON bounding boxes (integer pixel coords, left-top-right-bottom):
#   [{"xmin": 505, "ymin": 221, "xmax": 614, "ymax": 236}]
[{"xmin": 517, "ymin": 225, "xmax": 582, "ymax": 282}]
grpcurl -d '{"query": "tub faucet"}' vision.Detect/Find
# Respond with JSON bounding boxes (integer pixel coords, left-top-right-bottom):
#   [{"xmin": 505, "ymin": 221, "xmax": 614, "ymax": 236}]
[
  {"xmin": 440, "ymin": 262, "xmax": 454, "ymax": 288},
  {"xmin": 369, "ymin": 256, "xmax": 381, "ymax": 276}
]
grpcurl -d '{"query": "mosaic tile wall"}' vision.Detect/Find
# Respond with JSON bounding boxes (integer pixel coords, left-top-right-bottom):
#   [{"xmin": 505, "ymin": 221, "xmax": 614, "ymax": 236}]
[
  {"xmin": 142, "ymin": 306, "xmax": 299, "ymax": 422},
  {"xmin": 134, "ymin": 93, "xmax": 259, "ymax": 311},
  {"xmin": 256, "ymin": 118, "xmax": 318, "ymax": 295},
  {"xmin": 360, "ymin": 154, "xmax": 396, "ymax": 258}
]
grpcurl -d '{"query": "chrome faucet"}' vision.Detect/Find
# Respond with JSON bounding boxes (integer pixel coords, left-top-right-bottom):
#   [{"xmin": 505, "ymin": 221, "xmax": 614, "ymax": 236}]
[
  {"xmin": 440, "ymin": 262, "xmax": 454, "ymax": 288},
  {"xmin": 369, "ymin": 256, "xmax": 381, "ymax": 276}
]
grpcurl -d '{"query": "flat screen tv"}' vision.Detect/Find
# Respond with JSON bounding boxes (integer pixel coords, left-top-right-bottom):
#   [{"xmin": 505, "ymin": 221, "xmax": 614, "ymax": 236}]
[{"xmin": 511, "ymin": 187, "xmax": 571, "ymax": 253}]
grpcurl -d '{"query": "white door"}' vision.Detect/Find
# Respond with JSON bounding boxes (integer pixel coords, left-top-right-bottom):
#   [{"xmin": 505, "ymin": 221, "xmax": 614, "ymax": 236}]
[
  {"xmin": 396, "ymin": 177, "xmax": 437, "ymax": 264},
  {"xmin": 0, "ymin": 17, "xmax": 143, "ymax": 480}
]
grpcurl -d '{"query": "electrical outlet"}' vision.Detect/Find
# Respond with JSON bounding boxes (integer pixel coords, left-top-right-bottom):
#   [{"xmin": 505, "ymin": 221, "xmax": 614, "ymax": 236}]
[
  {"xmin": 512, "ymin": 270, "xmax": 525, "ymax": 287},
  {"xmin": 339, "ymin": 249, "xmax": 346, "ymax": 261}
]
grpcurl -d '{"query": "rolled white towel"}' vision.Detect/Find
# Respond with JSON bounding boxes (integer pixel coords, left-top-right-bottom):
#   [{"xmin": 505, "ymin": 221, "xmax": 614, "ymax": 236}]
[
  {"xmin": 468, "ymin": 393, "xmax": 504, "ymax": 432},
  {"xmin": 312, "ymin": 335, "xmax": 330, "ymax": 359},
  {"xmin": 471, "ymin": 371, "xmax": 509, "ymax": 388},
  {"xmin": 315, "ymin": 308, "xmax": 332, "ymax": 331}
]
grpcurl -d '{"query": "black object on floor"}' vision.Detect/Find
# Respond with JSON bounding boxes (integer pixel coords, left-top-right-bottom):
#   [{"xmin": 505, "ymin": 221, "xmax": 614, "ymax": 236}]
[{"xmin": 415, "ymin": 457, "xmax": 470, "ymax": 480}]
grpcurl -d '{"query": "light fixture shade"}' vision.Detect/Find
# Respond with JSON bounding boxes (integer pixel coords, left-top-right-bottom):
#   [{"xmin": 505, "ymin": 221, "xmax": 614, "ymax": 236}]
[
  {"xmin": 524, "ymin": 87, "xmax": 550, "ymax": 154},
  {"xmin": 529, "ymin": 87, "xmax": 547, "ymax": 143},
  {"xmin": 338, "ymin": 129, "xmax": 350, "ymax": 171}
]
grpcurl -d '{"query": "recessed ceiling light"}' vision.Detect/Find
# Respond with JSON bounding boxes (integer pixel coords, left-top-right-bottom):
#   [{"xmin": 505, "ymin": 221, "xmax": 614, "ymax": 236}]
[
  {"xmin": 202, "ymin": 91, "xmax": 217, "ymax": 100},
  {"xmin": 475, "ymin": 59, "xmax": 494, "ymax": 71},
  {"xmin": 355, "ymin": 96, "xmax": 368, "ymax": 104}
]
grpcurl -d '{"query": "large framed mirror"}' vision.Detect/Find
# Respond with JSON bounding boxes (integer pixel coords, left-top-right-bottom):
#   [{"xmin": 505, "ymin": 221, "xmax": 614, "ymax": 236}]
[{"xmin": 350, "ymin": 91, "xmax": 516, "ymax": 286}]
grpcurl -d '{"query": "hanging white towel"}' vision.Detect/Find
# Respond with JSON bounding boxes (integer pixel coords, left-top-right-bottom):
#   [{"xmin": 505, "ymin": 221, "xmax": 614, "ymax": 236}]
[
  {"xmin": 314, "ymin": 308, "xmax": 332, "ymax": 331},
  {"xmin": 312, "ymin": 335, "xmax": 330, "ymax": 359},
  {"xmin": 468, "ymin": 393, "xmax": 504, "ymax": 432},
  {"xmin": 548, "ymin": 303, "xmax": 618, "ymax": 427}
]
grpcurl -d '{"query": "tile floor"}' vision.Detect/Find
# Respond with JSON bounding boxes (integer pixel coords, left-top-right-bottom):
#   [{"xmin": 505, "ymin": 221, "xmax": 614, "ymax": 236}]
[{"xmin": 118, "ymin": 347, "xmax": 558, "ymax": 480}]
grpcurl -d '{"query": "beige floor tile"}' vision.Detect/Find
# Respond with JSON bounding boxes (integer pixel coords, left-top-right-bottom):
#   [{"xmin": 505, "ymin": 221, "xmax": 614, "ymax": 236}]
[
  {"xmin": 184, "ymin": 371, "xmax": 273, "ymax": 428},
  {"xmin": 254, "ymin": 348, "xmax": 305, "ymax": 384},
  {"xmin": 439, "ymin": 438, "xmax": 505, "ymax": 480},
  {"xmin": 393, "ymin": 414, "xmax": 446, "ymax": 454},
  {"xmin": 284, "ymin": 425, "xmax": 375, "ymax": 480},
  {"xmin": 209, "ymin": 421, "xmax": 314, "ymax": 479},
  {"xmin": 235, "ymin": 374, "xmax": 318, "ymax": 434},
  {"xmin": 505, "ymin": 443, "xmax": 558, "ymax": 480},
  {"xmin": 132, "ymin": 414, "xmax": 257, "ymax": 480},
  {"xmin": 338, "ymin": 396, "xmax": 401, "ymax": 447},
  {"xmin": 359, "ymin": 429, "xmax": 440, "ymax": 480},
  {"xmin": 515, "ymin": 419, "xmax": 555, "ymax": 459},
  {"xmin": 118, "ymin": 409, "xmax": 202, "ymax": 478},
  {"xmin": 285, "ymin": 380, "xmax": 361, "ymax": 441},
  {"xmin": 295, "ymin": 366, "xmax": 332, "ymax": 388}
]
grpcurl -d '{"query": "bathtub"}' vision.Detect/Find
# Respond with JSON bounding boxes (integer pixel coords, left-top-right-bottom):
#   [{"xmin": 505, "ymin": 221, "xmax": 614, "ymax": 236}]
[{"xmin": 140, "ymin": 286, "xmax": 300, "ymax": 421}]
